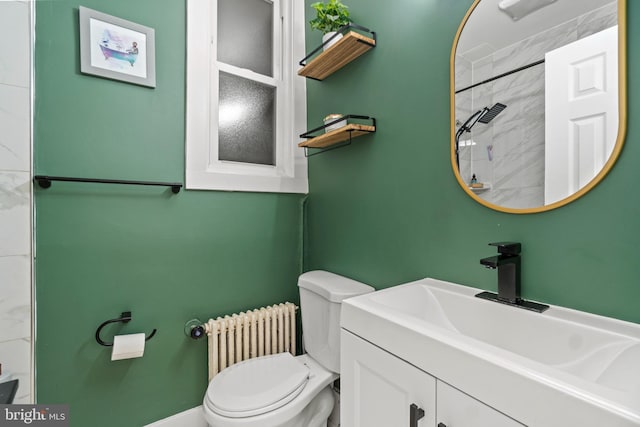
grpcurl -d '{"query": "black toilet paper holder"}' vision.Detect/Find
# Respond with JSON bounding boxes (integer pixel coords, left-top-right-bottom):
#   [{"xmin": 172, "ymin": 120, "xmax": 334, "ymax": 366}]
[{"xmin": 95, "ymin": 311, "xmax": 157, "ymax": 347}]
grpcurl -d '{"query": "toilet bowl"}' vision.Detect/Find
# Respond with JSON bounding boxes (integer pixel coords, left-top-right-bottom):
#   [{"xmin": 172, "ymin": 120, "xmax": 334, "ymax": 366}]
[
  {"xmin": 202, "ymin": 271, "xmax": 374, "ymax": 427},
  {"xmin": 203, "ymin": 354, "xmax": 337, "ymax": 427}
]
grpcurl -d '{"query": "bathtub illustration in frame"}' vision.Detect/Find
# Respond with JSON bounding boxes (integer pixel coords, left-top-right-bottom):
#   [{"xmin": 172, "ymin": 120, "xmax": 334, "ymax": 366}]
[{"xmin": 79, "ymin": 6, "xmax": 156, "ymax": 88}]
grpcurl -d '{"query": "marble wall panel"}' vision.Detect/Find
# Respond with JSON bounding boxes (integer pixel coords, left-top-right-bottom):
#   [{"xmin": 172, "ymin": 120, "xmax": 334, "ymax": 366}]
[
  {"xmin": 577, "ymin": 2, "xmax": 618, "ymax": 39},
  {"xmin": 0, "ymin": 0, "xmax": 32, "ymax": 404},
  {"xmin": 0, "ymin": 255, "xmax": 30, "ymax": 342},
  {"xmin": 0, "ymin": 172, "xmax": 30, "ymax": 257},
  {"xmin": 0, "ymin": 1, "xmax": 30, "ymax": 88},
  {"xmin": 0, "ymin": 84, "xmax": 30, "ymax": 171},
  {"xmin": 0, "ymin": 338, "xmax": 31, "ymax": 403}
]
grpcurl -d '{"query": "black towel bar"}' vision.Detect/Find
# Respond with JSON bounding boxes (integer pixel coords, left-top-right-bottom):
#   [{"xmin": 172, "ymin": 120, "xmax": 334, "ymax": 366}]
[{"xmin": 34, "ymin": 175, "xmax": 182, "ymax": 194}]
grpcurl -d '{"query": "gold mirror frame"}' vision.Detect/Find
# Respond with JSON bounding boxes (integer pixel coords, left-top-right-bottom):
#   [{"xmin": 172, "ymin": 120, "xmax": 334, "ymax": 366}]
[{"xmin": 450, "ymin": 0, "xmax": 627, "ymax": 214}]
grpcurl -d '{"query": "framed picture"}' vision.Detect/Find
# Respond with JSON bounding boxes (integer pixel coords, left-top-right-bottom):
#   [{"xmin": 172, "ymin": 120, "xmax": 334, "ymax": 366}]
[{"xmin": 79, "ymin": 6, "xmax": 156, "ymax": 88}]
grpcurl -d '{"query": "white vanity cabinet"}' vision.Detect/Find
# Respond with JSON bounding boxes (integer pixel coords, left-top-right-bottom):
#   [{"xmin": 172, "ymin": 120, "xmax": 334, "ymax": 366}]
[
  {"xmin": 437, "ymin": 381, "xmax": 524, "ymax": 427},
  {"xmin": 341, "ymin": 329, "xmax": 436, "ymax": 427},
  {"xmin": 340, "ymin": 278, "xmax": 640, "ymax": 426},
  {"xmin": 341, "ymin": 330, "xmax": 525, "ymax": 427}
]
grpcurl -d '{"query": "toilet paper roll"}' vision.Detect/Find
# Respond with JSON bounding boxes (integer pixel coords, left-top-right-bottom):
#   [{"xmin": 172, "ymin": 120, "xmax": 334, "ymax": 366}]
[{"xmin": 111, "ymin": 333, "xmax": 146, "ymax": 361}]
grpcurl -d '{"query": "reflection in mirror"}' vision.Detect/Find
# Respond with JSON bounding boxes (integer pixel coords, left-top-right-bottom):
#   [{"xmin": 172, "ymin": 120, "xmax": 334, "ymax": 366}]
[{"xmin": 452, "ymin": 0, "xmax": 625, "ymax": 212}]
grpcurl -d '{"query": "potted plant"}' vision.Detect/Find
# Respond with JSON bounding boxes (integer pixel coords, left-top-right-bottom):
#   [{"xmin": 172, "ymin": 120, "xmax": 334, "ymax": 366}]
[{"xmin": 309, "ymin": 0, "xmax": 350, "ymax": 50}]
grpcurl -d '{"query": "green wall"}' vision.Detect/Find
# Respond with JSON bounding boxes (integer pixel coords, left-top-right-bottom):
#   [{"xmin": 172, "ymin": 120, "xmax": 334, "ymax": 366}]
[
  {"xmin": 304, "ymin": 0, "xmax": 640, "ymax": 324},
  {"xmin": 34, "ymin": 1, "xmax": 303, "ymax": 426}
]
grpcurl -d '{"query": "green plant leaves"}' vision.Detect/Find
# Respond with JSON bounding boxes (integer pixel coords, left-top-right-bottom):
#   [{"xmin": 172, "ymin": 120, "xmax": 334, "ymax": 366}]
[{"xmin": 309, "ymin": 0, "xmax": 350, "ymax": 34}]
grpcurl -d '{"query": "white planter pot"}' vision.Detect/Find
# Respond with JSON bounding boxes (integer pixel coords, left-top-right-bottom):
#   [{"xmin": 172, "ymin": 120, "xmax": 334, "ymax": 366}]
[{"xmin": 322, "ymin": 32, "xmax": 343, "ymax": 51}]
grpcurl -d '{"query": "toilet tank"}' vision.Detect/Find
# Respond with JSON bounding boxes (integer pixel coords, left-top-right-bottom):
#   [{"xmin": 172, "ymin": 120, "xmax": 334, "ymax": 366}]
[{"xmin": 298, "ymin": 270, "xmax": 374, "ymax": 373}]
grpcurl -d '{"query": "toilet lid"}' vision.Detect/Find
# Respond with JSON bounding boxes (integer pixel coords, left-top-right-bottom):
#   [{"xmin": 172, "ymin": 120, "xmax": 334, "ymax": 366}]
[{"xmin": 206, "ymin": 352, "xmax": 310, "ymax": 418}]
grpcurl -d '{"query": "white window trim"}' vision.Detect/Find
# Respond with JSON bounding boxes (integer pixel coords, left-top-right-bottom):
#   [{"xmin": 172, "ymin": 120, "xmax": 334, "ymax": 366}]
[{"xmin": 185, "ymin": 0, "xmax": 308, "ymax": 193}]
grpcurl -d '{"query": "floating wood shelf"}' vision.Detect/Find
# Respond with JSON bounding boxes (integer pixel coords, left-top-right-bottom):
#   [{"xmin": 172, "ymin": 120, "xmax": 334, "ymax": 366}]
[
  {"xmin": 298, "ymin": 123, "xmax": 376, "ymax": 149},
  {"xmin": 298, "ymin": 25, "xmax": 376, "ymax": 81}
]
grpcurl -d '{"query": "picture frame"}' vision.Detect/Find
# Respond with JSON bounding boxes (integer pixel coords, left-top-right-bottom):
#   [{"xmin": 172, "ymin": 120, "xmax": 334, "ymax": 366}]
[{"xmin": 79, "ymin": 6, "xmax": 156, "ymax": 88}]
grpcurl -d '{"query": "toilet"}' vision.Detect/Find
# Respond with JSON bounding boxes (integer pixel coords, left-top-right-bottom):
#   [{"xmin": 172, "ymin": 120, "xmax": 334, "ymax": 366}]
[{"xmin": 202, "ymin": 270, "xmax": 374, "ymax": 427}]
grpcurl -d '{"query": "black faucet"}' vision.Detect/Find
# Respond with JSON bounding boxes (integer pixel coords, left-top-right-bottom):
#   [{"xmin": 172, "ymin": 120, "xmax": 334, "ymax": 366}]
[
  {"xmin": 476, "ymin": 242, "xmax": 549, "ymax": 313},
  {"xmin": 480, "ymin": 242, "xmax": 521, "ymax": 304}
]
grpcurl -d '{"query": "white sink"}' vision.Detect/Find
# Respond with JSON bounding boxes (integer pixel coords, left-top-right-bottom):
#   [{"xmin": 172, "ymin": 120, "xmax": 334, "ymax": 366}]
[{"xmin": 341, "ymin": 278, "xmax": 640, "ymax": 426}]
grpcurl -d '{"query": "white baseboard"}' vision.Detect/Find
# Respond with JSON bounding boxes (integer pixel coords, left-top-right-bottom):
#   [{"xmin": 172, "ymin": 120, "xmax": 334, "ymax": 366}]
[{"xmin": 144, "ymin": 406, "xmax": 207, "ymax": 427}]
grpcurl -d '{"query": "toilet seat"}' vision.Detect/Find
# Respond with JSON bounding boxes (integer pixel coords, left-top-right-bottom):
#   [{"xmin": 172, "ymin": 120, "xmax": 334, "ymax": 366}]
[{"xmin": 205, "ymin": 353, "xmax": 310, "ymax": 418}]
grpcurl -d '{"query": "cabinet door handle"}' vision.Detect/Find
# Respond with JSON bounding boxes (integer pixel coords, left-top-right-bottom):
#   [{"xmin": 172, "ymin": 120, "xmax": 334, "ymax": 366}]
[{"xmin": 409, "ymin": 403, "xmax": 425, "ymax": 427}]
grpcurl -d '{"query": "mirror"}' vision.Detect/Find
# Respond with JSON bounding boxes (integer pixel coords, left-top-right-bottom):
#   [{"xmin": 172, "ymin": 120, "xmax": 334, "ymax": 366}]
[{"xmin": 451, "ymin": 0, "xmax": 626, "ymax": 213}]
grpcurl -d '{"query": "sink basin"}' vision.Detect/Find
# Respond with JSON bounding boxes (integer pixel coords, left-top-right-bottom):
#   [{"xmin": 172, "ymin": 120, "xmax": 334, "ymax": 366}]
[
  {"xmin": 367, "ymin": 281, "xmax": 640, "ymax": 391},
  {"xmin": 341, "ymin": 278, "xmax": 640, "ymax": 426}
]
